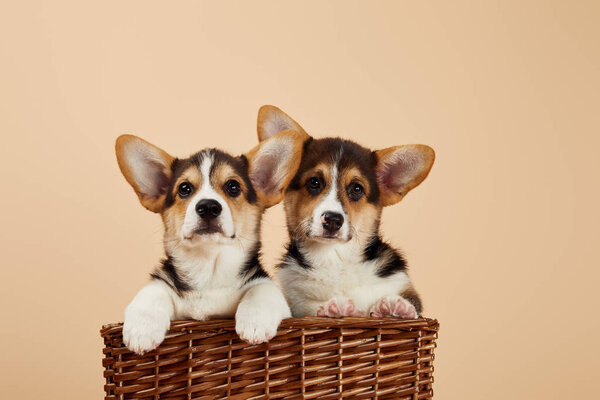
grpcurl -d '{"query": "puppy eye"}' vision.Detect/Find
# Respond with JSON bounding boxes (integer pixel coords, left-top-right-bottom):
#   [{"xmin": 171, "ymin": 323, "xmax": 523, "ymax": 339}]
[
  {"xmin": 224, "ymin": 179, "xmax": 241, "ymax": 197},
  {"xmin": 178, "ymin": 182, "xmax": 193, "ymax": 198},
  {"xmin": 305, "ymin": 176, "xmax": 323, "ymax": 196},
  {"xmin": 347, "ymin": 182, "xmax": 364, "ymax": 201}
]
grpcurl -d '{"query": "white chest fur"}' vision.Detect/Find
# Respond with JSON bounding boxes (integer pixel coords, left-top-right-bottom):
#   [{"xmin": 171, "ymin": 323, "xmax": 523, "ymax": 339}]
[
  {"xmin": 123, "ymin": 242, "xmax": 292, "ymax": 354},
  {"xmin": 169, "ymin": 244, "xmax": 249, "ymax": 319},
  {"xmin": 278, "ymin": 241, "xmax": 411, "ymax": 316}
]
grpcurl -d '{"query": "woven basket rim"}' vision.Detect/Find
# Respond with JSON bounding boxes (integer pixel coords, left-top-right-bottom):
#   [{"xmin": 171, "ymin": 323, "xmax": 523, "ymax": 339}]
[{"xmin": 100, "ymin": 317, "xmax": 439, "ymax": 337}]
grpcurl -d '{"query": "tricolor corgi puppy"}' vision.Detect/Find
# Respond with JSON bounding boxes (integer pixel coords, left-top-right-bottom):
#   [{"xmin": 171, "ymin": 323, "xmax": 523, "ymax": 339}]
[
  {"xmin": 257, "ymin": 106, "xmax": 434, "ymax": 319},
  {"xmin": 115, "ymin": 130, "xmax": 306, "ymax": 354}
]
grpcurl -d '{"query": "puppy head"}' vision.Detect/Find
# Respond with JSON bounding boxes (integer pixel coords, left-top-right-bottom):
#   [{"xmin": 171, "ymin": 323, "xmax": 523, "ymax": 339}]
[
  {"xmin": 257, "ymin": 105, "xmax": 435, "ymax": 244},
  {"xmin": 115, "ymin": 131, "xmax": 306, "ymax": 251}
]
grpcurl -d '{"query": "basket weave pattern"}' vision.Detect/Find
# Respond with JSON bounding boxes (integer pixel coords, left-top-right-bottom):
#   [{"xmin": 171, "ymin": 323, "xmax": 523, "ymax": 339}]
[{"xmin": 101, "ymin": 317, "xmax": 438, "ymax": 399}]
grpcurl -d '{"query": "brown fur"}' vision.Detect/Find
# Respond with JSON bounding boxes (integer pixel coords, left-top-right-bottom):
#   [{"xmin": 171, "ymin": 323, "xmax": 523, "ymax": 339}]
[
  {"xmin": 284, "ymin": 159, "xmax": 382, "ymax": 241},
  {"xmin": 257, "ymin": 106, "xmax": 307, "ymax": 141},
  {"xmin": 283, "ymin": 162, "xmax": 332, "ymax": 239},
  {"xmin": 115, "ymin": 135, "xmax": 174, "ymax": 213},
  {"xmin": 245, "ymin": 129, "xmax": 308, "ymax": 207},
  {"xmin": 211, "ymin": 162, "xmax": 261, "ymax": 240},
  {"xmin": 338, "ymin": 166, "xmax": 380, "ymax": 240},
  {"xmin": 162, "ymin": 166, "xmax": 202, "ymax": 243},
  {"xmin": 375, "ymin": 145, "xmax": 435, "ymax": 206}
]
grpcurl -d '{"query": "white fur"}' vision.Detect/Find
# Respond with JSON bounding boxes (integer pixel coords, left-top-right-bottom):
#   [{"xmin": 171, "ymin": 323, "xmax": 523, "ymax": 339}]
[
  {"xmin": 124, "ymin": 241, "xmax": 290, "ymax": 353},
  {"xmin": 123, "ymin": 280, "xmax": 173, "ymax": 354},
  {"xmin": 236, "ymin": 280, "xmax": 292, "ymax": 344},
  {"xmin": 168, "ymin": 245, "xmax": 290, "ymax": 346},
  {"xmin": 309, "ymin": 165, "xmax": 351, "ymax": 240},
  {"xmin": 181, "ymin": 153, "xmax": 235, "ymax": 241},
  {"xmin": 169, "ymin": 243, "xmax": 249, "ymax": 318},
  {"xmin": 278, "ymin": 238, "xmax": 413, "ymax": 317}
]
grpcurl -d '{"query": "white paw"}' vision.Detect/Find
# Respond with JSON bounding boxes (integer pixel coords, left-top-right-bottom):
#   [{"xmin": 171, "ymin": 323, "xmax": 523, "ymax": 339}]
[
  {"xmin": 235, "ymin": 306, "xmax": 282, "ymax": 345},
  {"xmin": 316, "ymin": 297, "xmax": 364, "ymax": 317},
  {"xmin": 123, "ymin": 308, "xmax": 171, "ymax": 355},
  {"xmin": 369, "ymin": 295, "xmax": 418, "ymax": 319}
]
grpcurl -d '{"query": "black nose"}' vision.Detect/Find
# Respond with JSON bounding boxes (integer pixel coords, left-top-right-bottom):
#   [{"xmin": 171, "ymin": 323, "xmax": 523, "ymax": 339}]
[
  {"xmin": 322, "ymin": 211, "xmax": 344, "ymax": 232},
  {"xmin": 195, "ymin": 199, "xmax": 222, "ymax": 219}
]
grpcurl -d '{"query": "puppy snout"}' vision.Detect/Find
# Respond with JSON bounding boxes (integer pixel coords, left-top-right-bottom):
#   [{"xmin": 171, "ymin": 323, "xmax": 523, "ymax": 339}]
[
  {"xmin": 195, "ymin": 199, "xmax": 222, "ymax": 220},
  {"xmin": 321, "ymin": 211, "xmax": 344, "ymax": 232}
]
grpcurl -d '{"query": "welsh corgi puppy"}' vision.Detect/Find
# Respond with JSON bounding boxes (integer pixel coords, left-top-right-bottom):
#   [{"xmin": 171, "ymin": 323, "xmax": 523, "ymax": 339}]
[
  {"xmin": 115, "ymin": 129, "xmax": 306, "ymax": 354},
  {"xmin": 257, "ymin": 106, "xmax": 434, "ymax": 319}
]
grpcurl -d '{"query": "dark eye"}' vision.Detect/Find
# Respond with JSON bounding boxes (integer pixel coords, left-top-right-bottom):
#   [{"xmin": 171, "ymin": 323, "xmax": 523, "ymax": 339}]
[
  {"xmin": 347, "ymin": 182, "xmax": 364, "ymax": 201},
  {"xmin": 224, "ymin": 179, "xmax": 241, "ymax": 197},
  {"xmin": 177, "ymin": 182, "xmax": 193, "ymax": 198},
  {"xmin": 305, "ymin": 176, "xmax": 323, "ymax": 196}
]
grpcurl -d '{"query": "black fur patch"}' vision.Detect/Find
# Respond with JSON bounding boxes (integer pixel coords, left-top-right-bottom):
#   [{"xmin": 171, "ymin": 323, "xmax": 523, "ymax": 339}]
[
  {"xmin": 240, "ymin": 243, "xmax": 269, "ymax": 283},
  {"xmin": 288, "ymin": 137, "xmax": 380, "ymax": 204},
  {"xmin": 150, "ymin": 256, "xmax": 192, "ymax": 295},
  {"xmin": 364, "ymin": 236, "xmax": 408, "ymax": 278},
  {"xmin": 282, "ymin": 241, "xmax": 312, "ymax": 269},
  {"xmin": 364, "ymin": 235, "xmax": 385, "ymax": 260}
]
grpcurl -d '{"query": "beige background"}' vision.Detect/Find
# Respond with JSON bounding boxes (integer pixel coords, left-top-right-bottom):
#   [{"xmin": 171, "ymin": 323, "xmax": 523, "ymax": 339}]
[{"xmin": 1, "ymin": 1, "xmax": 599, "ymax": 399}]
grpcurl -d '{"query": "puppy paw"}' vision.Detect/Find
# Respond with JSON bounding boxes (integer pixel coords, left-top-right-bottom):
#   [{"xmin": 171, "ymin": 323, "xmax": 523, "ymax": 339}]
[
  {"xmin": 369, "ymin": 296, "xmax": 418, "ymax": 319},
  {"xmin": 123, "ymin": 309, "xmax": 170, "ymax": 355},
  {"xmin": 235, "ymin": 306, "xmax": 281, "ymax": 345},
  {"xmin": 316, "ymin": 298, "xmax": 363, "ymax": 317}
]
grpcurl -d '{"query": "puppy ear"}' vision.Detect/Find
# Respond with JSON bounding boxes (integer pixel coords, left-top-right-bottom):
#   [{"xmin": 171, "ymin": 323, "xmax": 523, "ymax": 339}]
[
  {"xmin": 257, "ymin": 105, "xmax": 307, "ymax": 142},
  {"xmin": 115, "ymin": 135, "xmax": 174, "ymax": 213},
  {"xmin": 375, "ymin": 144, "xmax": 435, "ymax": 206},
  {"xmin": 245, "ymin": 129, "xmax": 308, "ymax": 207}
]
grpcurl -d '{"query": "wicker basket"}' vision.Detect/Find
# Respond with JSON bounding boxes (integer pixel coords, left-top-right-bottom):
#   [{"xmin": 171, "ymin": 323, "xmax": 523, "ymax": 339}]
[{"xmin": 101, "ymin": 317, "xmax": 439, "ymax": 399}]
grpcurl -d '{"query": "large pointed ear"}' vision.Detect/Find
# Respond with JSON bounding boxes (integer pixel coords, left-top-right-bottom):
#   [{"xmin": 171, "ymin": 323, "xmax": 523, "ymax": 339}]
[
  {"xmin": 375, "ymin": 144, "xmax": 435, "ymax": 206},
  {"xmin": 115, "ymin": 135, "xmax": 174, "ymax": 213},
  {"xmin": 245, "ymin": 129, "xmax": 308, "ymax": 207},
  {"xmin": 257, "ymin": 105, "xmax": 307, "ymax": 142}
]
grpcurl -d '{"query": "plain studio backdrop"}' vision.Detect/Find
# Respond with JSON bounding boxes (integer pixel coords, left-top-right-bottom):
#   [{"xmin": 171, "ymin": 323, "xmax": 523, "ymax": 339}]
[{"xmin": 1, "ymin": 1, "xmax": 599, "ymax": 399}]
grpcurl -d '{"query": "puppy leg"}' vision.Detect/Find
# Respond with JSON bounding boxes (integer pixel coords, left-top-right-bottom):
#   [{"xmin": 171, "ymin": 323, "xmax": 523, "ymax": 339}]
[
  {"xmin": 123, "ymin": 280, "xmax": 174, "ymax": 354},
  {"xmin": 236, "ymin": 280, "xmax": 291, "ymax": 344}
]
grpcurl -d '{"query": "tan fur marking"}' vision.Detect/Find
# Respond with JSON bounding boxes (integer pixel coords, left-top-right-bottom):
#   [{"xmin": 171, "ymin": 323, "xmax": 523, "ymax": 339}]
[
  {"xmin": 245, "ymin": 129, "xmax": 308, "ymax": 207},
  {"xmin": 338, "ymin": 166, "xmax": 381, "ymax": 242},
  {"xmin": 375, "ymin": 145, "xmax": 435, "ymax": 207},
  {"xmin": 210, "ymin": 163, "xmax": 260, "ymax": 239},
  {"xmin": 115, "ymin": 134, "xmax": 174, "ymax": 213},
  {"xmin": 284, "ymin": 163, "xmax": 335, "ymax": 239},
  {"xmin": 162, "ymin": 166, "xmax": 202, "ymax": 244},
  {"xmin": 257, "ymin": 105, "xmax": 307, "ymax": 141},
  {"xmin": 340, "ymin": 166, "xmax": 372, "ymax": 195}
]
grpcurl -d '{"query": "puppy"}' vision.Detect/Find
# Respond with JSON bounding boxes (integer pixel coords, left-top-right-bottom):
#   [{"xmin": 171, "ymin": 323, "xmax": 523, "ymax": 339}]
[
  {"xmin": 115, "ymin": 129, "xmax": 306, "ymax": 354},
  {"xmin": 257, "ymin": 106, "xmax": 434, "ymax": 319}
]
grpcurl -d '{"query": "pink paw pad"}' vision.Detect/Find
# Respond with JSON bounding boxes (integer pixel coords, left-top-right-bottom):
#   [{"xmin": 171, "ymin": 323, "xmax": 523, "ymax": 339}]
[
  {"xmin": 370, "ymin": 296, "xmax": 417, "ymax": 319},
  {"xmin": 317, "ymin": 298, "xmax": 363, "ymax": 317}
]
